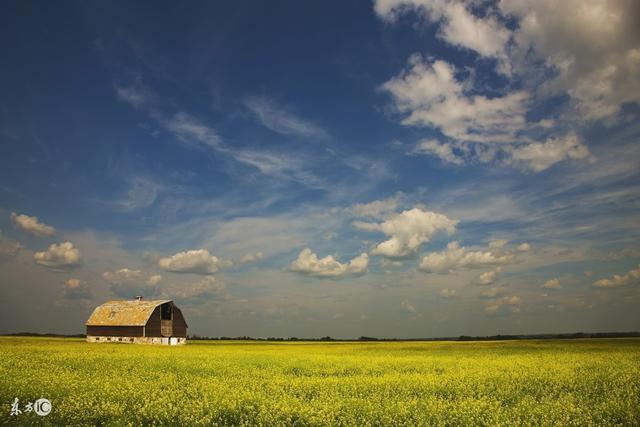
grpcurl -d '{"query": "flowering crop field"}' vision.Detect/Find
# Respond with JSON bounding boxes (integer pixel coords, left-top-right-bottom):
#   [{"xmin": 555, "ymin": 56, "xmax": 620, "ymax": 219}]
[{"xmin": 1, "ymin": 337, "xmax": 639, "ymax": 426}]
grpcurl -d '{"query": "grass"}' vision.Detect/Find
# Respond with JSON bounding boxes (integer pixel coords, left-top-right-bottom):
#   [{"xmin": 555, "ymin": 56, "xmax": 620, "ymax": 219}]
[{"xmin": 1, "ymin": 337, "xmax": 639, "ymax": 425}]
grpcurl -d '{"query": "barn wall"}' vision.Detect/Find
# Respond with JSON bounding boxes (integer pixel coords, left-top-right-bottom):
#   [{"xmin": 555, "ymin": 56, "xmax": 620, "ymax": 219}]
[
  {"xmin": 172, "ymin": 305, "xmax": 188, "ymax": 337},
  {"xmin": 86, "ymin": 325, "xmax": 143, "ymax": 337},
  {"xmin": 144, "ymin": 306, "xmax": 162, "ymax": 337}
]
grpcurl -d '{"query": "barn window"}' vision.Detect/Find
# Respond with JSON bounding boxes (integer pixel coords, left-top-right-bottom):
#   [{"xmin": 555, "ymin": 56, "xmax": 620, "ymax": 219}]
[{"xmin": 161, "ymin": 303, "xmax": 172, "ymax": 320}]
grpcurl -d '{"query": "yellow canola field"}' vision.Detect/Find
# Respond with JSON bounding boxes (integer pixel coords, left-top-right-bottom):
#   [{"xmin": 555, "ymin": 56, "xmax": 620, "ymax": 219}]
[{"xmin": 1, "ymin": 337, "xmax": 639, "ymax": 426}]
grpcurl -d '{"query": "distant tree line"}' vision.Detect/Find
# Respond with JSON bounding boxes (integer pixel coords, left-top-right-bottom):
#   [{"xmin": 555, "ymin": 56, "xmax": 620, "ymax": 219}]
[{"xmin": 4, "ymin": 331, "xmax": 640, "ymax": 342}]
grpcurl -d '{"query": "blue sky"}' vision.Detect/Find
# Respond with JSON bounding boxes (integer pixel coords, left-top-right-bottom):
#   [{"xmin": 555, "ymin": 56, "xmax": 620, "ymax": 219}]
[{"xmin": 1, "ymin": 0, "xmax": 639, "ymax": 337}]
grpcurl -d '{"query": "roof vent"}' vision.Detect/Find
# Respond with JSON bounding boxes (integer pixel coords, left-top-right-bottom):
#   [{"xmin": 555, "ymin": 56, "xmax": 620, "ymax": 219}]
[{"xmin": 135, "ymin": 295, "xmax": 143, "ymax": 301}]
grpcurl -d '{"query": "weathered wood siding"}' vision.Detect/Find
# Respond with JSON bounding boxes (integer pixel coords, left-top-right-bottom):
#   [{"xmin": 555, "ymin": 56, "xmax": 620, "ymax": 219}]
[
  {"xmin": 143, "ymin": 303, "xmax": 187, "ymax": 337},
  {"xmin": 86, "ymin": 325, "xmax": 143, "ymax": 337},
  {"xmin": 144, "ymin": 306, "xmax": 162, "ymax": 337},
  {"xmin": 172, "ymin": 306, "xmax": 188, "ymax": 337}
]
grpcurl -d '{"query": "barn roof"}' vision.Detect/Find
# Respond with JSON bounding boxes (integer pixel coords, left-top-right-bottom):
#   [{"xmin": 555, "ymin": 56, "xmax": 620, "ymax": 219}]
[{"xmin": 85, "ymin": 299, "xmax": 172, "ymax": 326}]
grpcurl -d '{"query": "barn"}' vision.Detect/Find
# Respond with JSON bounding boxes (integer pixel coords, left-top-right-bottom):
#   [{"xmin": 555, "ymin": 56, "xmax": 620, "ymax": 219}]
[{"xmin": 85, "ymin": 297, "xmax": 188, "ymax": 345}]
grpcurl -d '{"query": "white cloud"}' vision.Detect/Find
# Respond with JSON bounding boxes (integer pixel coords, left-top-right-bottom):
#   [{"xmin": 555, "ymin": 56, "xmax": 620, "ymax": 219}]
[
  {"xmin": 116, "ymin": 177, "xmax": 162, "ymax": 212},
  {"xmin": 377, "ymin": 0, "xmax": 640, "ymax": 121},
  {"xmin": 507, "ymin": 134, "xmax": 592, "ymax": 172},
  {"xmin": 245, "ymin": 96, "xmax": 327, "ymax": 138},
  {"xmin": 381, "ymin": 56, "xmax": 528, "ymax": 143},
  {"xmin": 413, "ymin": 139, "xmax": 463, "ymax": 165},
  {"xmin": 355, "ymin": 207, "xmax": 458, "ymax": 258},
  {"xmin": 63, "ymin": 278, "xmax": 91, "ymax": 300},
  {"xmin": 593, "ymin": 264, "xmax": 640, "ymax": 288},
  {"xmin": 161, "ymin": 111, "xmax": 222, "ymax": 150},
  {"xmin": 499, "ymin": 0, "xmax": 640, "ymax": 120},
  {"xmin": 10, "ymin": 212, "xmax": 55, "ymax": 237},
  {"xmin": 34, "ymin": 241, "xmax": 81, "ymax": 270},
  {"xmin": 419, "ymin": 241, "xmax": 514, "ymax": 273},
  {"xmin": 374, "ymin": 0, "xmax": 511, "ymax": 68},
  {"xmin": 542, "ymin": 278, "xmax": 561, "ymax": 289},
  {"xmin": 158, "ymin": 249, "xmax": 232, "ymax": 275},
  {"xmin": 517, "ymin": 243, "xmax": 532, "ymax": 252},
  {"xmin": 478, "ymin": 267, "xmax": 502, "ymax": 285},
  {"xmin": 289, "ymin": 248, "xmax": 369, "ymax": 278},
  {"xmin": 484, "ymin": 295, "xmax": 521, "ymax": 315},
  {"xmin": 240, "ymin": 252, "xmax": 264, "ymax": 264}
]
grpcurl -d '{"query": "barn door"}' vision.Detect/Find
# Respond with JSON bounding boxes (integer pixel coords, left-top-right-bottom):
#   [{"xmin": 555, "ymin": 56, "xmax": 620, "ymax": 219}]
[{"xmin": 160, "ymin": 303, "xmax": 173, "ymax": 337}]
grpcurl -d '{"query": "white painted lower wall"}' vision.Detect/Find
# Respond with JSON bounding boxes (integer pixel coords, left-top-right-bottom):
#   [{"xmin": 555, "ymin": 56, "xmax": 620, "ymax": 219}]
[{"xmin": 86, "ymin": 336, "xmax": 186, "ymax": 345}]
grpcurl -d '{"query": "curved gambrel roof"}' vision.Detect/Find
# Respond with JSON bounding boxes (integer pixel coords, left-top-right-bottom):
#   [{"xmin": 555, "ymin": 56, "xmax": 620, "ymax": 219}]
[{"xmin": 86, "ymin": 299, "xmax": 171, "ymax": 326}]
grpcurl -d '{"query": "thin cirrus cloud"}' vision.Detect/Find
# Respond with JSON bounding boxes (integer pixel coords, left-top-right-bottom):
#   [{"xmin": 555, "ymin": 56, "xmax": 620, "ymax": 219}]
[
  {"xmin": 245, "ymin": 96, "xmax": 328, "ymax": 139},
  {"xmin": 10, "ymin": 212, "xmax": 56, "ymax": 237},
  {"xmin": 115, "ymin": 83, "xmax": 326, "ymax": 189}
]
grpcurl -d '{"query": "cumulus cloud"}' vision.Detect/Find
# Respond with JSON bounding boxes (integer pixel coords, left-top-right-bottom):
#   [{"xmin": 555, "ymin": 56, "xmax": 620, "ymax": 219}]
[
  {"xmin": 542, "ymin": 278, "xmax": 561, "ymax": 289},
  {"xmin": 419, "ymin": 241, "xmax": 515, "ymax": 273},
  {"xmin": 478, "ymin": 267, "xmax": 502, "ymax": 285},
  {"xmin": 377, "ymin": 0, "xmax": 640, "ymax": 121},
  {"xmin": 355, "ymin": 207, "xmax": 458, "ymax": 258},
  {"xmin": 10, "ymin": 212, "xmax": 55, "ymax": 237},
  {"xmin": 158, "ymin": 249, "xmax": 232, "ymax": 275},
  {"xmin": 63, "ymin": 278, "xmax": 91, "ymax": 300},
  {"xmin": 375, "ymin": 0, "xmax": 637, "ymax": 173},
  {"xmin": 289, "ymin": 248, "xmax": 369, "ymax": 278},
  {"xmin": 381, "ymin": 55, "xmax": 528, "ymax": 144},
  {"xmin": 507, "ymin": 134, "xmax": 592, "ymax": 172},
  {"xmin": 517, "ymin": 243, "xmax": 532, "ymax": 252},
  {"xmin": 499, "ymin": 0, "xmax": 640, "ymax": 120},
  {"xmin": 484, "ymin": 295, "xmax": 521, "ymax": 315},
  {"xmin": 34, "ymin": 241, "xmax": 81, "ymax": 270},
  {"xmin": 245, "ymin": 96, "xmax": 327, "ymax": 138},
  {"xmin": 593, "ymin": 265, "xmax": 640, "ymax": 288},
  {"xmin": 102, "ymin": 268, "xmax": 161, "ymax": 298},
  {"xmin": 413, "ymin": 139, "xmax": 463, "ymax": 165}
]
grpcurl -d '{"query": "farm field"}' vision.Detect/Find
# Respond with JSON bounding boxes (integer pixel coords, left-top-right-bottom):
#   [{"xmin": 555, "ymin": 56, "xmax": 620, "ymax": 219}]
[{"xmin": 1, "ymin": 337, "xmax": 639, "ymax": 426}]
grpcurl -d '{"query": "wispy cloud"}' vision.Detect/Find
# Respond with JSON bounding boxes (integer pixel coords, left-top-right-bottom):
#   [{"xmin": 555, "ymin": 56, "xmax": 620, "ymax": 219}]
[{"xmin": 245, "ymin": 96, "xmax": 328, "ymax": 138}]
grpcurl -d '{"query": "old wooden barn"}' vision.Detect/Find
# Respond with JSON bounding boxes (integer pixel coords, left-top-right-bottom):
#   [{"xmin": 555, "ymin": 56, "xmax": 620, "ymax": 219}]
[{"xmin": 85, "ymin": 297, "xmax": 188, "ymax": 345}]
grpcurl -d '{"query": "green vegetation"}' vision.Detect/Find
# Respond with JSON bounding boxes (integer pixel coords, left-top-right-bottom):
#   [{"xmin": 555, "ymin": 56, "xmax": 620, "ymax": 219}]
[{"xmin": 1, "ymin": 337, "xmax": 639, "ymax": 425}]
